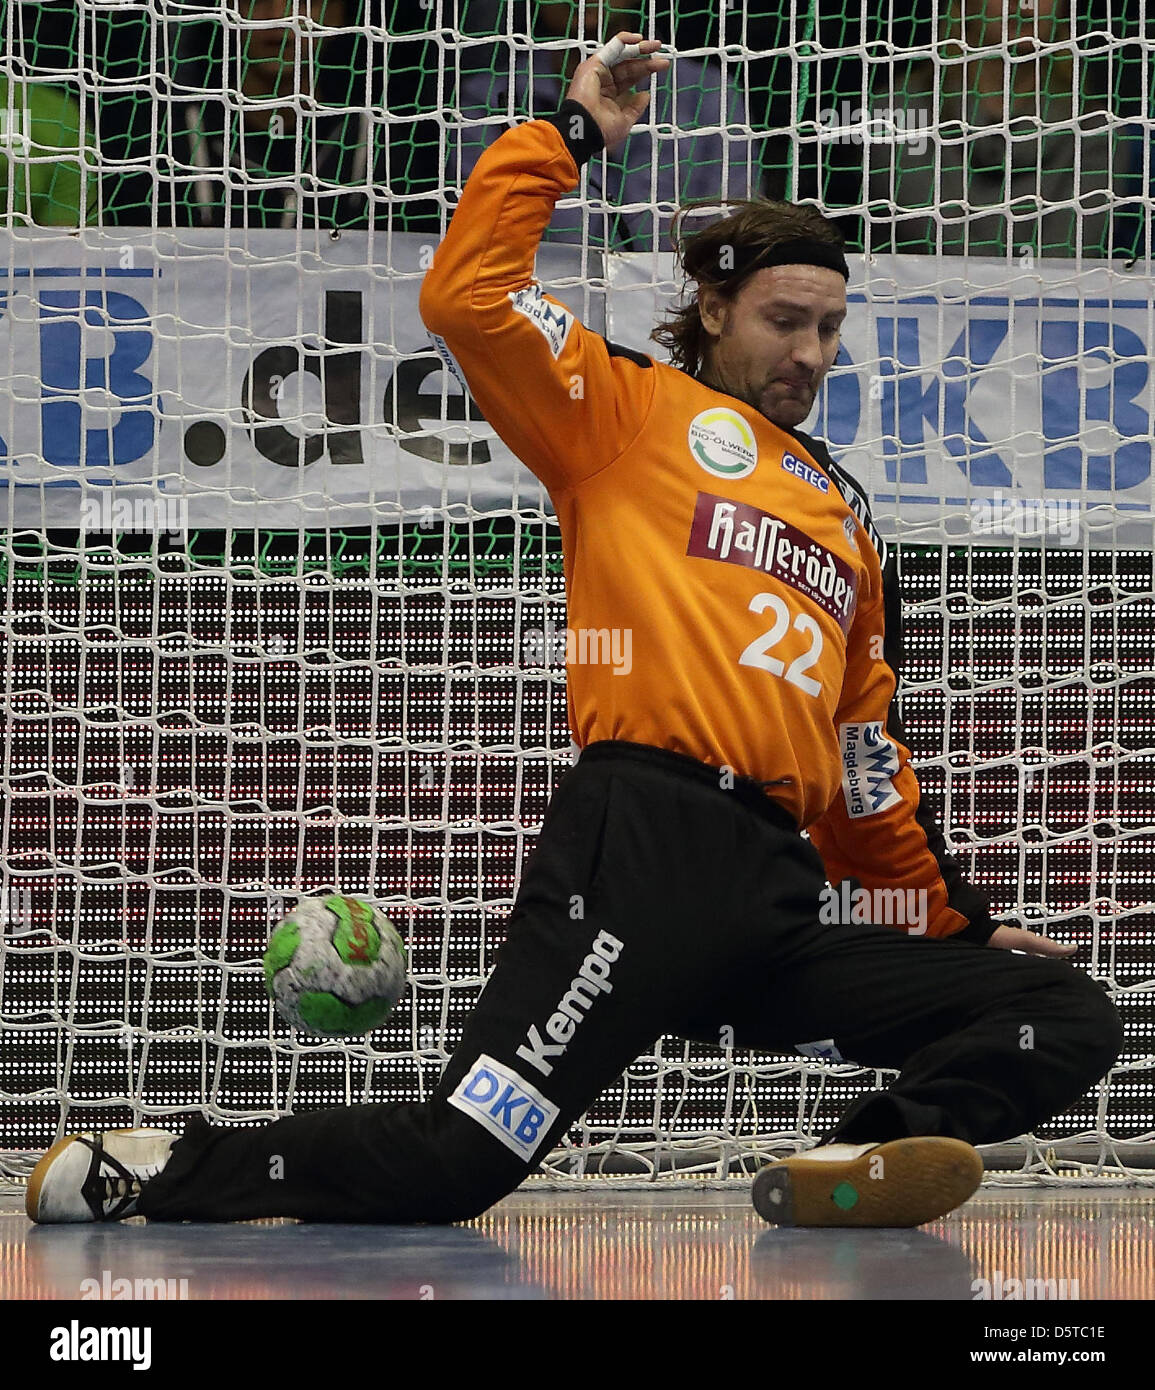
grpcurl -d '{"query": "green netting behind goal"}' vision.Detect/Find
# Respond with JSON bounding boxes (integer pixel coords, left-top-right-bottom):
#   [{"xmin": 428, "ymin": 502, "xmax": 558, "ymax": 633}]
[{"xmin": 3, "ymin": 3, "xmax": 1148, "ymax": 254}]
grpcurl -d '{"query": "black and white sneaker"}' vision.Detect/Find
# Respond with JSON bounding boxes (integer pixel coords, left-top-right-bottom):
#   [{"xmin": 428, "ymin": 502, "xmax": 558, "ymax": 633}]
[{"xmin": 26, "ymin": 1129, "xmax": 178, "ymax": 1224}]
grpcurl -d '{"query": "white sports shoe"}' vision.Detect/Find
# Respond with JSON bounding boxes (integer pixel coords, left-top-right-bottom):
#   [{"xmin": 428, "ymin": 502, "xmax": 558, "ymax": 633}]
[{"xmin": 26, "ymin": 1128, "xmax": 178, "ymax": 1224}]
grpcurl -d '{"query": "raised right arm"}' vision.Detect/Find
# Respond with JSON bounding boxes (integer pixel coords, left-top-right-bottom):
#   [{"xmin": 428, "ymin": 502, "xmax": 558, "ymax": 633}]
[{"xmin": 419, "ymin": 38, "xmax": 669, "ymax": 494}]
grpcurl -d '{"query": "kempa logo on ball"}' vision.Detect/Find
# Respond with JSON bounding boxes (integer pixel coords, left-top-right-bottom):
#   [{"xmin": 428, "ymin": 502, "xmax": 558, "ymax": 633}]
[{"xmin": 688, "ymin": 408, "xmax": 758, "ymax": 479}]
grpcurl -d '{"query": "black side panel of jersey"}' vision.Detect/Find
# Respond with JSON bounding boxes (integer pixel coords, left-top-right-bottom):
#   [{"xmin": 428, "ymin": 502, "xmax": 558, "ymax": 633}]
[
  {"xmin": 603, "ymin": 340, "xmax": 655, "ymax": 369},
  {"xmin": 790, "ymin": 426, "xmax": 998, "ymax": 944}
]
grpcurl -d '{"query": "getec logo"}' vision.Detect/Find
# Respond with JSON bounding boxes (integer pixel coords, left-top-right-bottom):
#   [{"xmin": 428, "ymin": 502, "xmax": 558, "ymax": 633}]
[
  {"xmin": 781, "ymin": 450, "xmax": 829, "ymax": 492},
  {"xmin": 448, "ymin": 1054, "xmax": 559, "ymax": 1161}
]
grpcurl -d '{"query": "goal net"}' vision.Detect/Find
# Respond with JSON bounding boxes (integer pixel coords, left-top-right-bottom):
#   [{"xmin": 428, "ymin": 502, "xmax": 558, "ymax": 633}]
[{"xmin": 0, "ymin": 0, "xmax": 1151, "ymax": 1186}]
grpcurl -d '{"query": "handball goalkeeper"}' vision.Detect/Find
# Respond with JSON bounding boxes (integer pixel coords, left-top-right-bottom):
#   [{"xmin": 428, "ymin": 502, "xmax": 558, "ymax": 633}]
[{"xmin": 27, "ymin": 33, "xmax": 1122, "ymax": 1229}]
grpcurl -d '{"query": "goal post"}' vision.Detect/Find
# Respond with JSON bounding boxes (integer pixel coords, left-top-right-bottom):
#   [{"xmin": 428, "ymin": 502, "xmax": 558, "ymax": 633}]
[{"xmin": 0, "ymin": 0, "xmax": 1152, "ymax": 1187}]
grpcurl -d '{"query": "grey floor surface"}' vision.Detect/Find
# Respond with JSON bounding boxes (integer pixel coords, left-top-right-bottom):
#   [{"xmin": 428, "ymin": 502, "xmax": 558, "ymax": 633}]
[{"xmin": 2, "ymin": 1184, "xmax": 1153, "ymax": 1301}]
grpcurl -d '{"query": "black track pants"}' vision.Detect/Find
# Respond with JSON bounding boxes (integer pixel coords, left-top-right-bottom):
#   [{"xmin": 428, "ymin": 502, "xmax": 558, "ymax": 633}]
[{"xmin": 139, "ymin": 741, "xmax": 1122, "ymax": 1223}]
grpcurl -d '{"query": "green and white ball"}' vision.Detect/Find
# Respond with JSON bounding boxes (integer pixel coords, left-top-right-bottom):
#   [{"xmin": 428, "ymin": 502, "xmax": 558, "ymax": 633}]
[{"xmin": 263, "ymin": 895, "xmax": 407, "ymax": 1037}]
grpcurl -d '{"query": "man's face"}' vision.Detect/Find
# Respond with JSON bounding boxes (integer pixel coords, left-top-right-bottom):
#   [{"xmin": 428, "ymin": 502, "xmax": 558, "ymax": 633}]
[
  {"xmin": 534, "ymin": 2, "xmax": 604, "ymax": 39},
  {"xmin": 698, "ymin": 265, "xmax": 847, "ymax": 429},
  {"xmin": 238, "ymin": 0, "xmax": 340, "ymax": 68},
  {"xmin": 953, "ymin": 0, "xmax": 1067, "ymax": 124}
]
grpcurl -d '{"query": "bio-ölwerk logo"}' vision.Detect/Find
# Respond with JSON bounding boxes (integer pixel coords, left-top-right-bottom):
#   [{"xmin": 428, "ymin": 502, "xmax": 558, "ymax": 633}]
[{"xmin": 688, "ymin": 408, "xmax": 758, "ymax": 479}]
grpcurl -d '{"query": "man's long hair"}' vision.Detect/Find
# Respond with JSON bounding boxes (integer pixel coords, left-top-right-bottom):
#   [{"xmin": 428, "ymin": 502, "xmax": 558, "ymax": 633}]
[{"xmin": 650, "ymin": 198, "xmax": 846, "ymax": 378}]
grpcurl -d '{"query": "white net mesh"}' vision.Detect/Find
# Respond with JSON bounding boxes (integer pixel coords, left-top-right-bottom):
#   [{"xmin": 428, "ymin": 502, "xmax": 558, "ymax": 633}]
[{"xmin": 0, "ymin": 1, "xmax": 1152, "ymax": 1185}]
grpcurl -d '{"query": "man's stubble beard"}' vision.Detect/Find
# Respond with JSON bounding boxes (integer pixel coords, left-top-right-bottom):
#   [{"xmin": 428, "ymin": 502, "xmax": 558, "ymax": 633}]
[
  {"xmin": 713, "ymin": 374, "xmax": 810, "ymax": 432},
  {"xmin": 699, "ymin": 353, "xmax": 814, "ymax": 432}
]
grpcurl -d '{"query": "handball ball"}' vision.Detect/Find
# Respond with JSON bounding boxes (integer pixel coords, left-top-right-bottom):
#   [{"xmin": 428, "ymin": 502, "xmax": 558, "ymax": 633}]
[{"xmin": 263, "ymin": 895, "xmax": 407, "ymax": 1037}]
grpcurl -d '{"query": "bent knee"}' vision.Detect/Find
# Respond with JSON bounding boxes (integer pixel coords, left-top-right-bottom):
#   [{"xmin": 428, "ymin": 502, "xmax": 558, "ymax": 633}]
[{"xmin": 1048, "ymin": 972, "xmax": 1124, "ymax": 1078}]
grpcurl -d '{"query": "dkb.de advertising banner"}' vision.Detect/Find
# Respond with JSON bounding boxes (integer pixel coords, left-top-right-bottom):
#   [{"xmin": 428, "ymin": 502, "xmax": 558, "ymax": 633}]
[
  {"xmin": 1, "ymin": 230, "xmax": 1151, "ymax": 544},
  {"xmin": 0, "ymin": 229, "xmax": 580, "ymax": 531}
]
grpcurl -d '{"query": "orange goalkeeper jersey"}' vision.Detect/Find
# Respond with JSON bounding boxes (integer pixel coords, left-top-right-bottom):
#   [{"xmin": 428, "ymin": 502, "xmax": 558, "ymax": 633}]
[{"xmin": 420, "ymin": 105, "xmax": 995, "ymax": 942}]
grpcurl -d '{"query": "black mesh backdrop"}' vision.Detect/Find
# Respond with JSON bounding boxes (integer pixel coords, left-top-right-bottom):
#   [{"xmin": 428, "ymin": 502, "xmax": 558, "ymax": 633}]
[{"xmin": 1, "ymin": 527, "xmax": 1151, "ymax": 1172}]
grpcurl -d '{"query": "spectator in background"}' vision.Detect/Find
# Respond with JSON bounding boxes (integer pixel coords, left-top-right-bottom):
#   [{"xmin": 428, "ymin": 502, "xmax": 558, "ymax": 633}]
[
  {"xmin": 161, "ymin": 0, "xmax": 373, "ymax": 229},
  {"xmin": 1106, "ymin": 65, "xmax": 1151, "ymax": 263},
  {"xmin": 453, "ymin": 1, "xmax": 765, "ymax": 251},
  {"xmin": 865, "ymin": 0, "xmax": 1136, "ymax": 259},
  {"xmin": 0, "ymin": 76, "xmax": 97, "ymax": 226}
]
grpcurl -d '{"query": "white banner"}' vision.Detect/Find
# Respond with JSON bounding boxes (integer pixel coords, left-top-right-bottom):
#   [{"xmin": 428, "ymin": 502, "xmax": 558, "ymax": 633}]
[
  {"xmin": 610, "ymin": 252, "xmax": 1155, "ymax": 546},
  {"xmin": 2, "ymin": 231, "xmax": 1152, "ymax": 545},
  {"xmin": 0, "ymin": 229, "xmax": 596, "ymax": 529}
]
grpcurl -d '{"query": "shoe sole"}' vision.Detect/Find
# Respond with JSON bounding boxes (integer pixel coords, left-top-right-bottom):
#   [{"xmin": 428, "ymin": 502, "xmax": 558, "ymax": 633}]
[
  {"xmin": 25, "ymin": 1134, "xmax": 96, "ymax": 1223},
  {"xmin": 752, "ymin": 1137, "xmax": 984, "ymax": 1228}
]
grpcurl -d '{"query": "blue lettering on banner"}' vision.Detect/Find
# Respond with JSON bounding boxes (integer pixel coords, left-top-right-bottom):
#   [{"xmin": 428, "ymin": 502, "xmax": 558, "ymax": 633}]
[
  {"xmin": 814, "ymin": 293, "xmax": 1151, "ymax": 521},
  {"xmin": 448, "ymin": 1054, "xmax": 560, "ymax": 1161},
  {"xmin": 810, "ymin": 342, "xmax": 860, "ymax": 448},
  {"xmin": 876, "ymin": 314, "xmax": 1011, "ymax": 487},
  {"xmin": 38, "ymin": 289, "xmax": 156, "ymax": 467},
  {"xmin": 1040, "ymin": 319, "xmax": 1150, "ymax": 491},
  {"xmin": 0, "ymin": 268, "xmax": 158, "ymax": 474}
]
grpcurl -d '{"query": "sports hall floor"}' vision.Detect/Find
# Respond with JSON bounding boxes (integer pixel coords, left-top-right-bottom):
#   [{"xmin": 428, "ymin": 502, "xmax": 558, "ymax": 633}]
[{"xmin": 1, "ymin": 1181, "xmax": 1152, "ymax": 1301}]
